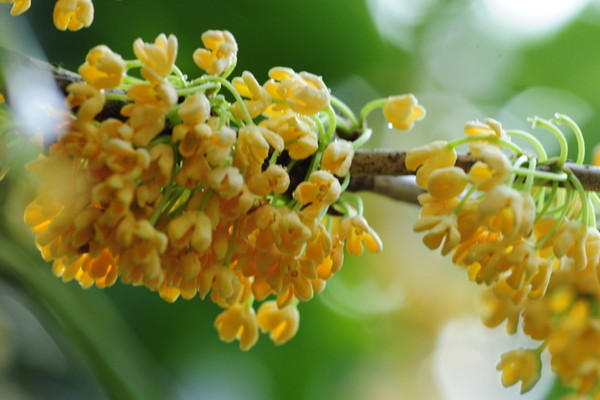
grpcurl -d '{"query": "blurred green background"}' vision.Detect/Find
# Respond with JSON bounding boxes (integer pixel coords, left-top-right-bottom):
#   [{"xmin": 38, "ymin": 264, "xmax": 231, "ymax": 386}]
[{"xmin": 1, "ymin": 0, "xmax": 600, "ymax": 399}]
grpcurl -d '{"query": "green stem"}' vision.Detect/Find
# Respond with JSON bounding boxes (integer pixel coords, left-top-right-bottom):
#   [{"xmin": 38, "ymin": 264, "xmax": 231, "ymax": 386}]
[
  {"xmin": 511, "ymin": 167, "xmax": 568, "ymax": 182},
  {"xmin": 330, "ymin": 95, "xmax": 358, "ymax": 127},
  {"xmin": 104, "ymin": 92, "xmax": 131, "ymax": 102},
  {"xmin": 529, "ymin": 117, "xmax": 568, "ymax": 166},
  {"xmin": 553, "ymin": 113, "xmax": 585, "ymax": 165},
  {"xmin": 568, "ymin": 173, "xmax": 591, "ymax": 226},
  {"xmin": 324, "ymin": 105, "xmax": 337, "ymax": 141},
  {"xmin": 192, "ymin": 76, "xmax": 252, "ymax": 125},
  {"xmin": 448, "ymin": 135, "xmax": 523, "ymax": 156},
  {"xmin": 352, "ymin": 128, "xmax": 372, "ymax": 150},
  {"xmin": 453, "ymin": 185, "xmax": 477, "ymax": 216},
  {"xmin": 535, "ymin": 184, "xmax": 574, "ymax": 250},
  {"xmin": 358, "ymin": 98, "xmax": 386, "ymax": 124},
  {"xmin": 524, "ymin": 156, "xmax": 537, "ymax": 193},
  {"xmin": 508, "ymin": 155, "xmax": 529, "ymax": 190},
  {"xmin": 176, "ymin": 81, "xmax": 221, "ymax": 97},
  {"xmin": 171, "ymin": 65, "xmax": 188, "ymax": 86},
  {"xmin": 505, "ymin": 129, "xmax": 548, "ymax": 160},
  {"xmin": 535, "ymin": 181, "xmax": 558, "ymax": 222}
]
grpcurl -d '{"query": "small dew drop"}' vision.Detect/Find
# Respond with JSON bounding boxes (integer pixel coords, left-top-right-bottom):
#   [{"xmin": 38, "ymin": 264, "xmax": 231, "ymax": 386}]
[{"xmin": 387, "ymin": 122, "xmax": 394, "ymax": 130}]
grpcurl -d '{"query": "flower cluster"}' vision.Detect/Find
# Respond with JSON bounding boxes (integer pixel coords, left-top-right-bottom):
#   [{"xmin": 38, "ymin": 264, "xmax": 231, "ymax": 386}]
[
  {"xmin": 22, "ymin": 31, "xmax": 423, "ymax": 349},
  {"xmin": 409, "ymin": 116, "xmax": 600, "ymax": 396},
  {"xmin": 1, "ymin": 0, "xmax": 94, "ymax": 31}
]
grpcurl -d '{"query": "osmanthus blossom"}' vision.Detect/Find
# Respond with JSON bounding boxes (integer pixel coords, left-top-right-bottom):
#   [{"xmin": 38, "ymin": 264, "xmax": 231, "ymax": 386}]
[
  {"xmin": 496, "ymin": 348, "xmax": 542, "ymax": 394},
  {"xmin": 405, "ymin": 140, "xmax": 457, "ymax": 188},
  {"xmin": 257, "ymin": 301, "xmax": 300, "ymax": 345},
  {"xmin": 382, "ymin": 94, "xmax": 426, "ymax": 131},
  {"xmin": 193, "ymin": 30, "xmax": 238, "ymax": 76},
  {"xmin": 5, "ymin": 6, "xmax": 600, "ymax": 396},
  {"xmin": 53, "ymin": 0, "xmax": 93, "ymax": 31},
  {"xmin": 232, "ymin": 71, "xmax": 271, "ymax": 118},
  {"xmin": 133, "ymin": 33, "xmax": 178, "ymax": 81},
  {"xmin": 18, "ymin": 30, "xmax": 421, "ymax": 351},
  {"xmin": 264, "ymin": 67, "xmax": 331, "ymax": 115},
  {"xmin": 0, "ymin": 0, "xmax": 30, "ymax": 15},
  {"xmin": 321, "ymin": 139, "xmax": 354, "ymax": 178},
  {"xmin": 79, "ymin": 45, "xmax": 126, "ymax": 90},
  {"xmin": 408, "ymin": 110, "xmax": 600, "ymax": 397}
]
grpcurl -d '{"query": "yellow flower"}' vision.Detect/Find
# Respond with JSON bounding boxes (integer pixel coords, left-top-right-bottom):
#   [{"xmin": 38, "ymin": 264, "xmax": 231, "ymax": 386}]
[
  {"xmin": 214, "ymin": 304, "xmax": 258, "ymax": 350},
  {"xmin": 321, "ymin": 140, "xmax": 354, "ymax": 177},
  {"xmin": 467, "ymin": 143, "xmax": 511, "ymax": 191},
  {"xmin": 382, "ymin": 94, "xmax": 426, "ymax": 131},
  {"xmin": 247, "ymin": 164, "xmax": 290, "ymax": 196},
  {"xmin": 257, "ymin": 301, "xmax": 300, "ymax": 345},
  {"xmin": 206, "ymin": 166, "xmax": 244, "ymax": 200},
  {"xmin": 276, "ymin": 255, "xmax": 317, "ymax": 305},
  {"xmin": 551, "ymin": 220, "xmax": 589, "ymax": 271},
  {"xmin": 0, "ymin": 0, "xmax": 30, "ymax": 16},
  {"xmin": 293, "ymin": 170, "xmax": 341, "ymax": 213},
  {"xmin": 167, "ymin": 211, "xmax": 212, "ymax": 254},
  {"xmin": 262, "ymin": 112, "xmax": 318, "ymax": 160},
  {"xmin": 91, "ymin": 175, "xmax": 136, "ymax": 229},
  {"xmin": 59, "ymin": 119, "xmax": 101, "ymax": 159},
  {"xmin": 463, "ymin": 238, "xmax": 512, "ymax": 285},
  {"xmin": 426, "ymin": 166, "xmax": 467, "ymax": 200},
  {"xmin": 53, "ymin": 0, "xmax": 93, "ymax": 31},
  {"xmin": 340, "ymin": 215, "xmax": 382, "ymax": 256},
  {"xmin": 464, "ymin": 118, "xmax": 508, "ymax": 149},
  {"xmin": 177, "ymin": 93, "xmax": 211, "ymax": 126},
  {"xmin": 413, "ymin": 214, "xmax": 460, "ymax": 256},
  {"xmin": 140, "ymin": 143, "xmax": 174, "ymax": 188},
  {"xmin": 405, "ymin": 140, "xmax": 456, "ymax": 188},
  {"xmin": 133, "ymin": 33, "xmax": 178, "ymax": 81},
  {"xmin": 232, "ymin": 71, "xmax": 271, "ymax": 118},
  {"xmin": 504, "ymin": 241, "xmax": 542, "ymax": 291},
  {"xmin": 193, "ymin": 30, "xmax": 238, "ymax": 76},
  {"xmin": 0, "ymin": 92, "xmax": 4, "ymax": 103},
  {"xmin": 547, "ymin": 300, "xmax": 600, "ymax": 393},
  {"xmin": 104, "ymin": 139, "xmax": 151, "ymax": 179},
  {"xmin": 521, "ymin": 296, "xmax": 552, "ymax": 339},
  {"xmin": 66, "ymin": 82, "xmax": 104, "ymax": 122},
  {"xmin": 78, "ymin": 45, "xmax": 126, "ymax": 90},
  {"xmin": 204, "ymin": 265, "xmax": 243, "ymax": 306},
  {"xmin": 479, "ymin": 285, "xmax": 523, "ymax": 333},
  {"xmin": 477, "ymin": 184, "xmax": 536, "ymax": 239},
  {"xmin": 496, "ymin": 348, "xmax": 541, "ymax": 394},
  {"xmin": 235, "ymin": 125, "xmax": 284, "ymax": 167},
  {"xmin": 126, "ymin": 80, "xmax": 178, "ymax": 109},
  {"xmin": 264, "ymin": 67, "xmax": 330, "ymax": 115},
  {"xmin": 121, "ymin": 81, "xmax": 177, "ymax": 147},
  {"xmin": 119, "ymin": 220, "xmax": 168, "ymax": 287},
  {"xmin": 205, "ymin": 126, "xmax": 237, "ymax": 167},
  {"xmin": 271, "ymin": 209, "xmax": 313, "ymax": 255}
]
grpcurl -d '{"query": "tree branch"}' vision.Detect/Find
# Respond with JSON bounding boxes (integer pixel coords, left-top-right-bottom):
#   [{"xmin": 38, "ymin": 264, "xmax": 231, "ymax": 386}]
[
  {"xmin": 3, "ymin": 47, "xmax": 600, "ymax": 206},
  {"xmin": 348, "ymin": 150, "xmax": 600, "ymax": 203}
]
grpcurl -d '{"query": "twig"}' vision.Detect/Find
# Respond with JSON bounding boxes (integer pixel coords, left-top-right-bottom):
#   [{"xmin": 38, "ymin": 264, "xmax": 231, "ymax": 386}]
[
  {"xmin": 4, "ymin": 47, "xmax": 600, "ymax": 205},
  {"xmin": 348, "ymin": 150, "xmax": 600, "ymax": 202}
]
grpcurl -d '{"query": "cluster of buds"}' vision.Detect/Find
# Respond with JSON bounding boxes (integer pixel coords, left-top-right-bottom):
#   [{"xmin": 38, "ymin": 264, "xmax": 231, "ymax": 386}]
[
  {"xmin": 1, "ymin": 0, "xmax": 94, "ymax": 31},
  {"xmin": 19, "ymin": 30, "xmax": 424, "ymax": 349},
  {"xmin": 409, "ymin": 116, "xmax": 600, "ymax": 396}
]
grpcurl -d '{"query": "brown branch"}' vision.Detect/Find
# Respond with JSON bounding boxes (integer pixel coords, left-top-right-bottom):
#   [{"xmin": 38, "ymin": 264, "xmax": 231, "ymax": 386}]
[
  {"xmin": 348, "ymin": 150, "xmax": 600, "ymax": 204},
  {"xmin": 4, "ymin": 47, "xmax": 600, "ymax": 205}
]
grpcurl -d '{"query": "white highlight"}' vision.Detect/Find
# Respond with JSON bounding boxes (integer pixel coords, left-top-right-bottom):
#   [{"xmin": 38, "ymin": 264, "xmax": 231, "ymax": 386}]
[{"xmin": 483, "ymin": 0, "xmax": 590, "ymax": 36}]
